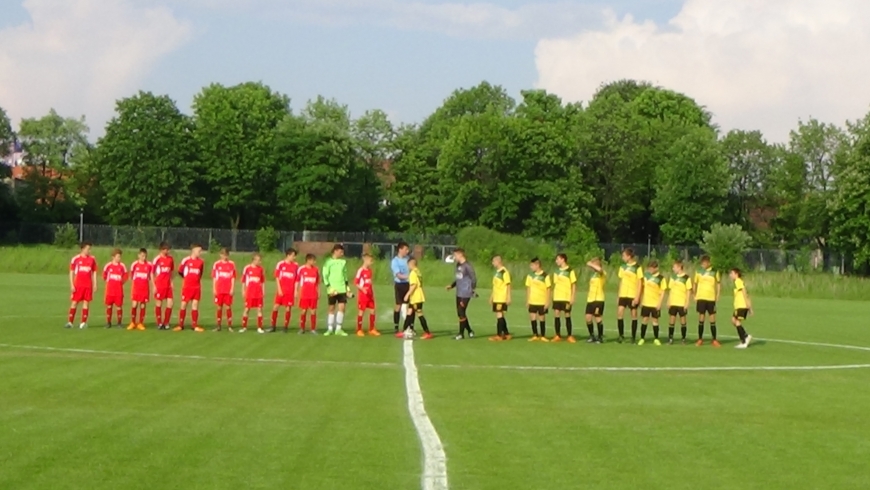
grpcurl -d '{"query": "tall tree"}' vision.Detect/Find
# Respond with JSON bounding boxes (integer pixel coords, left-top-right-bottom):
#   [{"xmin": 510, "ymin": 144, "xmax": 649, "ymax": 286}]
[
  {"xmin": 0, "ymin": 106, "xmax": 13, "ymax": 159},
  {"xmin": 94, "ymin": 92, "xmax": 202, "ymax": 226},
  {"xmin": 193, "ymin": 82, "xmax": 290, "ymax": 231},
  {"xmin": 829, "ymin": 115, "xmax": 870, "ymax": 268},
  {"xmin": 720, "ymin": 130, "xmax": 777, "ymax": 239},
  {"xmin": 652, "ymin": 127, "xmax": 730, "ymax": 245}
]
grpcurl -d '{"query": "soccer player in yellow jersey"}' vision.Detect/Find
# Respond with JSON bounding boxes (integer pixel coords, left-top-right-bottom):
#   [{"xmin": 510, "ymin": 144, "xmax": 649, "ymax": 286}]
[
  {"xmin": 551, "ymin": 254, "xmax": 578, "ymax": 343},
  {"xmin": 667, "ymin": 260, "xmax": 693, "ymax": 344},
  {"xmin": 637, "ymin": 261, "xmax": 667, "ymax": 346},
  {"xmin": 584, "ymin": 258, "xmax": 606, "ymax": 343},
  {"xmin": 402, "ymin": 259, "xmax": 433, "ymax": 339},
  {"xmin": 525, "ymin": 258, "xmax": 552, "ymax": 342},
  {"xmin": 617, "ymin": 248, "xmax": 643, "ymax": 343},
  {"xmin": 489, "ymin": 255, "xmax": 512, "ymax": 341},
  {"xmin": 730, "ymin": 268, "xmax": 753, "ymax": 349},
  {"xmin": 693, "ymin": 255, "xmax": 722, "ymax": 347}
]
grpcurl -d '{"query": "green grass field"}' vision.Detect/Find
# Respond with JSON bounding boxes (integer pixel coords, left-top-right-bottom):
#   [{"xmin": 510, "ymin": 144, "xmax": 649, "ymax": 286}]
[{"xmin": 3, "ymin": 273, "xmax": 870, "ymax": 489}]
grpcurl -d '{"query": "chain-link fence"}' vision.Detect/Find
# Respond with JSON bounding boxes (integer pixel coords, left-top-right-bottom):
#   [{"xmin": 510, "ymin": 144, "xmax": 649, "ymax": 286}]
[{"xmin": 0, "ymin": 222, "xmax": 847, "ymax": 273}]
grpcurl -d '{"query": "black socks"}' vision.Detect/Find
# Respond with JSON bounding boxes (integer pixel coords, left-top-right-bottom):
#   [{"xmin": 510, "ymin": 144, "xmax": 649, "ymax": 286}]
[
  {"xmin": 617, "ymin": 319, "xmax": 625, "ymax": 337},
  {"xmin": 393, "ymin": 311, "xmax": 400, "ymax": 332},
  {"xmin": 554, "ymin": 317, "xmax": 562, "ymax": 337}
]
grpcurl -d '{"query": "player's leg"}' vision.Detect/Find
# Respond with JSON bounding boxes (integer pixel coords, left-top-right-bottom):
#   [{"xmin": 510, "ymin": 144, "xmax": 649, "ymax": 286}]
[
  {"xmin": 680, "ymin": 310, "xmax": 688, "ymax": 342},
  {"xmin": 528, "ymin": 310, "xmax": 539, "ymax": 341},
  {"xmin": 367, "ymin": 305, "xmax": 379, "ymax": 335},
  {"xmin": 553, "ymin": 309, "xmax": 563, "ymax": 340},
  {"xmin": 191, "ymin": 299, "xmax": 201, "ymax": 331},
  {"xmin": 697, "ymin": 305, "xmax": 707, "ymax": 345},
  {"xmin": 668, "ymin": 312, "xmax": 677, "ymax": 344},
  {"xmin": 163, "ymin": 297, "xmax": 174, "ymax": 328},
  {"xmin": 175, "ymin": 300, "xmax": 188, "ymax": 331},
  {"xmin": 709, "ymin": 309, "xmax": 720, "ymax": 346},
  {"xmin": 585, "ymin": 308, "xmax": 595, "ymax": 342},
  {"xmin": 490, "ymin": 310, "xmax": 502, "ymax": 341},
  {"xmin": 256, "ymin": 306, "xmax": 264, "ymax": 333},
  {"xmin": 241, "ymin": 306, "xmax": 251, "ymax": 331},
  {"xmin": 734, "ymin": 310, "xmax": 752, "ymax": 348},
  {"xmin": 67, "ymin": 299, "xmax": 79, "ymax": 328},
  {"xmin": 652, "ymin": 310, "xmax": 661, "ymax": 345},
  {"xmin": 418, "ymin": 306, "xmax": 431, "ymax": 338},
  {"xmin": 595, "ymin": 312, "xmax": 605, "ymax": 343},
  {"xmin": 565, "ymin": 308, "xmax": 575, "ymax": 342},
  {"xmin": 128, "ymin": 301, "xmax": 139, "ymax": 330},
  {"xmin": 80, "ymin": 300, "xmax": 90, "ymax": 328},
  {"xmin": 137, "ymin": 301, "xmax": 147, "ymax": 329},
  {"xmin": 538, "ymin": 312, "xmax": 549, "ymax": 342},
  {"xmin": 616, "ymin": 303, "xmax": 626, "ymax": 341},
  {"xmin": 334, "ymin": 301, "xmax": 347, "ymax": 336},
  {"xmin": 325, "ymin": 302, "xmax": 336, "ymax": 335},
  {"xmin": 283, "ymin": 305, "xmax": 293, "ymax": 331},
  {"xmin": 638, "ymin": 312, "xmax": 648, "ymax": 344},
  {"xmin": 105, "ymin": 298, "xmax": 114, "ymax": 328},
  {"xmin": 630, "ymin": 305, "xmax": 639, "ymax": 343},
  {"xmin": 271, "ymin": 299, "xmax": 281, "ymax": 329},
  {"xmin": 403, "ymin": 304, "xmax": 416, "ymax": 332},
  {"xmin": 300, "ymin": 306, "xmax": 308, "ymax": 333},
  {"xmin": 154, "ymin": 298, "xmax": 163, "ymax": 328}
]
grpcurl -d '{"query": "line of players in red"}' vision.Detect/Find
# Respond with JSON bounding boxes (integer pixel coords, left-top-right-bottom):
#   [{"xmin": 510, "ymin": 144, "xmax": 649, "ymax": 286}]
[{"xmin": 67, "ymin": 242, "xmax": 380, "ymax": 335}]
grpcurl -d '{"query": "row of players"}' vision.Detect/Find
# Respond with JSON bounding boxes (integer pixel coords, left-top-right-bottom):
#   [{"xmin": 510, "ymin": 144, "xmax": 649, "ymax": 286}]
[{"xmin": 65, "ymin": 243, "xmax": 754, "ymax": 347}]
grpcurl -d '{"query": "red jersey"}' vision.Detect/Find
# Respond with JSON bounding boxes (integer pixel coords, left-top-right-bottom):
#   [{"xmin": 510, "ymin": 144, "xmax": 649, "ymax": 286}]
[
  {"xmin": 130, "ymin": 261, "xmax": 153, "ymax": 293},
  {"xmin": 274, "ymin": 261, "xmax": 299, "ymax": 295},
  {"xmin": 152, "ymin": 255, "xmax": 175, "ymax": 289},
  {"xmin": 355, "ymin": 267, "xmax": 374, "ymax": 297},
  {"xmin": 242, "ymin": 264, "xmax": 265, "ymax": 299},
  {"xmin": 298, "ymin": 265, "xmax": 320, "ymax": 300},
  {"xmin": 178, "ymin": 256, "xmax": 205, "ymax": 289},
  {"xmin": 103, "ymin": 262, "xmax": 128, "ymax": 297},
  {"xmin": 70, "ymin": 255, "xmax": 98, "ymax": 289},
  {"xmin": 212, "ymin": 260, "xmax": 237, "ymax": 295}
]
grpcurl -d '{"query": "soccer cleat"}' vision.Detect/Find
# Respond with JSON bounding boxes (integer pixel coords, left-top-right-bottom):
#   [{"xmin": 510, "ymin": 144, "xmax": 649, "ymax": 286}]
[
  {"xmin": 745, "ymin": 334, "xmax": 753, "ymax": 347},
  {"xmin": 173, "ymin": 326, "xmax": 184, "ymax": 332},
  {"xmin": 539, "ymin": 337, "xmax": 550, "ymax": 343},
  {"xmin": 356, "ymin": 330, "xmax": 366, "ymax": 337},
  {"xmin": 65, "ymin": 322, "xmax": 73, "ymax": 329},
  {"xmin": 335, "ymin": 329, "xmax": 348, "ymax": 337},
  {"xmin": 228, "ymin": 327, "xmax": 235, "ymax": 333},
  {"xmin": 79, "ymin": 322, "xmax": 88, "ymax": 329},
  {"xmin": 238, "ymin": 328, "xmax": 247, "ymax": 334},
  {"xmin": 257, "ymin": 328, "xmax": 266, "ymax": 334},
  {"xmin": 297, "ymin": 329, "xmax": 306, "ymax": 335},
  {"xmin": 283, "ymin": 327, "xmax": 290, "ymax": 334},
  {"xmin": 489, "ymin": 336, "xmax": 503, "ymax": 342},
  {"xmin": 695, "ymin": 339, "xmax": 704, "ymax": 347},
  {"xmin": 594, "ymin": 338, "xmax": 602, "ymax": 344},
  {"xmin": 528, "ymin": 336, "xmax": 539, "ymax": 342},
  {"xmin": 504, "ymin": 334, "xmax": 512, "ymax": 341},
  {"xmin": 126, "ymin": 322, "xmax": 137, "ymax": 331},
  {"xmin": 194, "ymin": 326, "xmax": 205, "ymax": 333},
  {"xmin": 712, "ymin": 340, "xmax": 722, "ymax": 348},
  {"xmin": 468, "ymin": 331, "xmax": 475, "ymax": 339},
  {"xmin": 395, "ymin": 331, "xmax": 406, "ymax": 339},
  {"xmin": 668, "ymin": 338, "xmax": 674, "ymax": 345},
  {"xmin": 308, "ymin": 329, "xmax": 318, "ymax": 335},
  {"xmin": 268, "ymin": 327, "xmax": 277, "ymax": 333},
  {"xmin": 617, "ymin": 336, "xmax": 624, "ymax": 344},
  {"xmin": 681, "ymin": 338, "xmax": 687, "ymax": 345},
  {"xmin": 654, "ymin": 339, "xmax": 662, "ymax": 346},
  {"xmin": 323, "ymin": 330, "xmax": 334, "ymax": 337},
  {"xmin": 735, "ymin": 342, "xmax": 748, "ymax": 349},
  {"xmin": 586, "ymin": 337, "xmax": 596, "ymax": 343},
  {"xmin": 213, "ymin": 326, "xmax": 222, "ymax": 332},
  {"xmin": 637, "ymin": 338, "xmax": 645, "ymax": 346},
  {"xmin": 567, "ymin": 336, "xmax": 577, "ymax": 344},
  {"xmin": 422, "ymin": 333, "xmax": 434, "ymax": 340},
  {"xmin": 136, "ymin": 324, "xmax": 146, "ymax": 331},
  {"xmin": 106, "ymin": 323, "xmax": 113, "ymax": 329},
  {"xmin": 368, "ymin": 329, "xmax": 381, "ymax": 337},
  {"xmin": 454, "ymin": 334, "xmax": 464, "ymax": 341},
  {"xmin": 551, "ymin": 336, "xmax": 562, "ymax": 343}
]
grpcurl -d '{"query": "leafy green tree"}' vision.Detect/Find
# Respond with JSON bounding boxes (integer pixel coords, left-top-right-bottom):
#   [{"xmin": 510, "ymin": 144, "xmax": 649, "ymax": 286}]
[
  {"xmin": 830, "ymin": 112, "xmax": 870, "ymax": 268},
  {"xmin": 94, "ymin": 91, "xmax": 202, "ymax": 226},
  {"xmin": 720, "ymin": 130, "xmax": 777, "ymax": 239},
  {"xmin": 700, "ymin": 223, "xmax": 752, "ymax": 271},
  {"xmin": 193, "ymin": 82, "xmax": 290, "ymax": 231},
  {"xmin": 16, "ymin": 109, "xmax": 90, "ymax": 222},
  {"xmin": 653, "ymin": 128, "xmax": 730, "ymax": 245},
  {"xmin": 0, "ymin": 106, "xmax": 13, "ymax": 158}
]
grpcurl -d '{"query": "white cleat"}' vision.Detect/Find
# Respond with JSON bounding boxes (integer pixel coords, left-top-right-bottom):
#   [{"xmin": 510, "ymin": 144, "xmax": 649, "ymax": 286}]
[
  {"xmin": 238, "ymin": 328, "xmax": 247, "ymax": 333},
  {"xmin": 735, "ymin": 342, "xmax": 748, "ymax": 349},
  {"xmin": 257, "ymin": 328, "xmax": 266, "ymax": 334},
  {"xmin": 745, "ymin": 335, "xmax": 753, "ymax": 347},
  {"xmin": 78, "ymin": 322, "xmax": 87, "ymax": 329}
]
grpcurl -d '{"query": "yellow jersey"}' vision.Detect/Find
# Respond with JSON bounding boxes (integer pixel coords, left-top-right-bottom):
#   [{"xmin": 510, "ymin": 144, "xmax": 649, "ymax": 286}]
[
  {"xmin": 668, "ymin": 273, "xmax": 692, "ymax": 307},
  {"xmin": 733, "ymin": 278, "xmax": 748, "ymax": 309},
  {"xmin": 525, "ymin": 271, "xmax": 551, "ymax": 306},
  {"xmin": 618, "ymin": 262, "xmax": 643, "ymax": 298},
  {"xmin": 587, "ymin": 270, "xmax": 606, "ymax": 303},
  {"xmin": 552, "ymin": 266, "xmax": 577, "ymax": 302},
  {"xmin": 641, "ymin": 271, "xmax": 667, "ymax": 308},
  {"xmin": 694, "ymin": 268, "xmax": 720, "ymax": 302},
  {"xmin": 409, "ymin": 268, "xmax": 425, "ymax": 304},
  {"xmin": 492, "ymin": 267, "xmax": 511, "ymax": 304}
]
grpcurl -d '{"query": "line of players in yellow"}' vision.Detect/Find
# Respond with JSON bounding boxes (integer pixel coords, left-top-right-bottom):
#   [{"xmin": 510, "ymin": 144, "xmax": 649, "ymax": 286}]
[{"xmin": 483, "ymin": 248, "xmax": 754, "ymax": 348}]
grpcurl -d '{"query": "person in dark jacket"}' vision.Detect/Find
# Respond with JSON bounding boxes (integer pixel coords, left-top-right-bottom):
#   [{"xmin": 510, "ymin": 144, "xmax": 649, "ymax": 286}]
[{"xmin": 446, "ymin": 248, "xmax": 477, "ymax": 340}]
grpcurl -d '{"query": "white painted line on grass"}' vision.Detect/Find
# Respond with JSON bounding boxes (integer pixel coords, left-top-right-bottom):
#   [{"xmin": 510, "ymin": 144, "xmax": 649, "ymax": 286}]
[
  {"xmin": 0, "ymin": 343, "xmax": 398, "ymax": 369},
  {"xmin": 418, "ymin": 363, "xmax": 870, "ymax": 373},
  {"xmin": 403, "ymin": 340, "xmax": 449, "ymax": 490}
]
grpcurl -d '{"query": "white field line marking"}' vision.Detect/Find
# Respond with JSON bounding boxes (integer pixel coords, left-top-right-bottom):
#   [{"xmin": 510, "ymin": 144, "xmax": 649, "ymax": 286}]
[
  {"xmin": 0, "ymin": 343, "xmax": 398, "ymax": 369},
  {"xmin": 418, "ymin": 363, "xmax": 870, "ymax": 372},
  {"xmin": 403, "ymin": 340, "xmax": 448, "ymax": 490}
]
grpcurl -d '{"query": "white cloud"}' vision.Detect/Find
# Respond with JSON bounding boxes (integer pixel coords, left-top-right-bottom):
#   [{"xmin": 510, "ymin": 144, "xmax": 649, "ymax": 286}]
[
  {"xmin": 534, "ymin": 0, "xmax": 870, "ymax": 142},
  {"xmin": 0, "ymin": 0, "xmax": 192, "ymax": 137}
]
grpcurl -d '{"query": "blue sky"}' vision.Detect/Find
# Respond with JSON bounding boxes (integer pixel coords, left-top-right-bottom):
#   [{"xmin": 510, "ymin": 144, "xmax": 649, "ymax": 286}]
[{"xmin": 1, "ymin": 0, "xmax": 868, "ymax": 142}]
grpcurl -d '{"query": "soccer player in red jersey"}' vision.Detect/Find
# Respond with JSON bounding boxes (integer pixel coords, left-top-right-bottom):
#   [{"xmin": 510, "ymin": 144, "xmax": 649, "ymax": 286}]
[
  {"xmin": 152, "ymin": 242, "xmax": 176, "ymax": 330},
  {"xmin": 128, "ymin": 248, "xmax": 152, "ymax": 330},
  {"xmin": 271, "ymin": 248, "xmax": 299, "ymax": 333},
  {"xmin": 297, "ymin": 253, "xmax": 320, "ymax": 334},
  {"xmin": 175, "ymin": 243, "xmax": 205, "ymax": 332},
  {"xmin": 355, "ymin": 253, "xmax": 380, "ymax": 337},
  {"xmin": 67, "ymin": 242, "xmax": 97, "ymax": 329},
  {"xmin": 212, "ymin": 248, "xmax": 237, "ymax": 332},
  {"xmin": 102, "ymin": 249, "xmax": 127, "ymax": 328},
  {"xmin": 241, "ymin": 253, "xmax": 266, "ymax": 333}
]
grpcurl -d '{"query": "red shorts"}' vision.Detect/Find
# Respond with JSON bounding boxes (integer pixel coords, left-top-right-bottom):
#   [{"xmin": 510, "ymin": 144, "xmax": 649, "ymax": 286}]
[
  {"xmin": 245, "ymin": 297, "xmax": 264, "ymax": 309},
  {"xmin": 154, "ymin": 287, "xmax": 173, "ymax": 301},
  {"xmin": 357, "ymin": 295, "xmax": 376, "ymax": 310},
  {"xmin": 71, "ymin": 288, "xmax": 93, "ymax": 303},
  {"xmin": 214, "ymin": 294, "xmax": 233, "ymax": 307},
  {"xmin": 131, "ymin": 289, "xmax": 149, "ymax": 303},
  {"xmin": 182, "ymin": 288, "xmax": 201, "ymax": 302},
  {"xmin": 104, "ymin": 295, "xmax": 123, "ymax": 307},
  {"xmin": 299, "ymin": 297, "xmax": 318, "ymax": 310},
  {"xmin": 274, "ymin": 294, "xmax": 295, "ymax": 307}
]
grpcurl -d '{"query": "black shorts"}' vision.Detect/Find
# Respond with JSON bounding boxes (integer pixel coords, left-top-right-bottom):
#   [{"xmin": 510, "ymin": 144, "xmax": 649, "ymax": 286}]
[
  {"xmin": 394, "ymin": 283, "xmax": 410, "ymax": 304},
  {"xmin": 492, "ymin": 303, "xmax": 508, "ymax": 313},
  {"xmin": 328, "ymin": 293, "xmax": 348, "ymax": 306},
  {"xmin": 528, "ymin": 305, "xmax": 548, "ymax": 315},
  {"xmin": 585, "ymin": 302, "xmax": 605, "ymax": 316},
  {"xmin": 456, "ymin": 297, "xmax": 471, "ymax": 318},
  {"xmin": 668, "ymin": 306, "xmax": 688, "ymax": 317},
  {"xmin": 640, "ymin": 306, "xmax": 660, "ymax": 319},
  {"xmin": 696, "ymin": 300, "xmax": 717, "ymax": 315},
  {"xmin": 617, "ymin": 297, "xmax": 637, "ymax": 309},
  {"xmin": 733, "ymin": 309, "xmax": 749, "ymax": 320},
  {"xmin": 410, "ymin": 303, "xmax": 424, "ymax": 313},
  {"xmin": 552, "ymin": 301, "xmax": 573, "ymax": 313}
]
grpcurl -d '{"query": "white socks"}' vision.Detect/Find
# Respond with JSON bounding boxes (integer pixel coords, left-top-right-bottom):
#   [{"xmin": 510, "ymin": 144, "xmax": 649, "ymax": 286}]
[
  {"xmin": 336, "ymin": 311, "xmax": 344, "ymax": 330},
  {"xmin": 327, "ymin": 313, "xmax": 335, "ymax": 332}
]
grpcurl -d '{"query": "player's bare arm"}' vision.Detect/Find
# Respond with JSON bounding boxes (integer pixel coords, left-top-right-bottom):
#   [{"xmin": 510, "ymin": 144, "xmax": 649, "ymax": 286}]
[
  {"xmin": 69, "ymin": 270, "xmax": 75, "ymax": 292},
  {"xmin": 506, "ymin": 287, "xmax": 512, "ymax": 305},
  {"xmin": 570, "ymin": 283, "xmax": 576, "ymax": 305}
]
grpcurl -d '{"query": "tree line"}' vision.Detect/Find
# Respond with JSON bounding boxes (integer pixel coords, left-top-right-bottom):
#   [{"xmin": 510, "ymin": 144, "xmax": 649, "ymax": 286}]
[{"xmin": 2, "ymin": 80, "xmax": 870, "ymax": 266}]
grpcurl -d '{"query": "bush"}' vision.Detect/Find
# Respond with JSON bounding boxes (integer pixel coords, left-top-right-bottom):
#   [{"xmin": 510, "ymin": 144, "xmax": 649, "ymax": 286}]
[
  {"xmin": 209, "ymin": 237, "xmax": 222, "ymax": 254},
  {"xmin": 456, "ymin": 226, "xmax": 556, "ymax": 262},
  {"xmin": 700, "ymin": 223, "xmax": 752, "ymax": 272},
  {"xmin": 255, "ymin": 227, "xmax": 279, "ymax": 253},
  {"xmin": 53, "ymin": 224, "xmax": 79, "ymax": 249}
]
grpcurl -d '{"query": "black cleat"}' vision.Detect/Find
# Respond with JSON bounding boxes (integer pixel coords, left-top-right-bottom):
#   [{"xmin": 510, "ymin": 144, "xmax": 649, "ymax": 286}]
[{"xmin": 268, "ymin": 327, "xmax": 277, "ymax": 333}]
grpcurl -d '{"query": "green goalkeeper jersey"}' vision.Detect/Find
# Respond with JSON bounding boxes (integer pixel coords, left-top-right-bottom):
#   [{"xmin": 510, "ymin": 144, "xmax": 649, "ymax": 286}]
[{"xmin": 322, "ymin": 257, "xmax": 349, "ymax": 295}]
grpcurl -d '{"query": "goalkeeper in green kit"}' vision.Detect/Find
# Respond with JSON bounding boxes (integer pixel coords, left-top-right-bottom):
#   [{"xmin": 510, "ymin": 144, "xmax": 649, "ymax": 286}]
[{"xmin": 322, "ymin": 244, "xmax": 352, "ymax": 336}]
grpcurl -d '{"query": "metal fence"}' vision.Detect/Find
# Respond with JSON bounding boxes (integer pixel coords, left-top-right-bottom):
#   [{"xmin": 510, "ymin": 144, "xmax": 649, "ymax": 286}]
[{"xmin": 0, "ymin": 222, "xmax": 847, "ymax": 273}]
